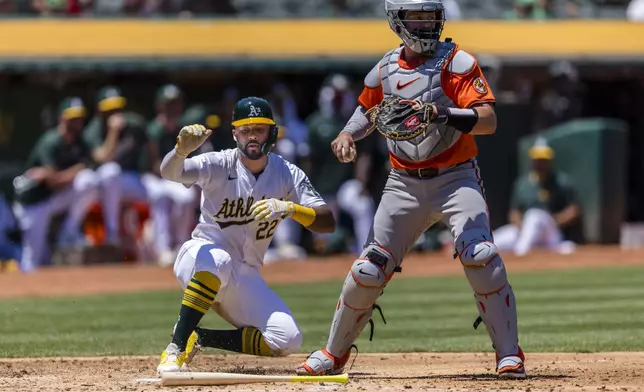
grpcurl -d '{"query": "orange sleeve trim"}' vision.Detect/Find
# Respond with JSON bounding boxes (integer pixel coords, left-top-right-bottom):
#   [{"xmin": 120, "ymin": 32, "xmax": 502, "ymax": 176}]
[{"xmin": 357, "ymin": 85, "xmax": 384, "ymax": 110}]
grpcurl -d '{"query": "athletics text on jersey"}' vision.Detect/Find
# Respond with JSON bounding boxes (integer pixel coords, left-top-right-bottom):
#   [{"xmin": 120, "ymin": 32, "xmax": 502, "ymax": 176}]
[{"xmin": 187, "ymin": 149, "xmax": 325, "ymax": 267}]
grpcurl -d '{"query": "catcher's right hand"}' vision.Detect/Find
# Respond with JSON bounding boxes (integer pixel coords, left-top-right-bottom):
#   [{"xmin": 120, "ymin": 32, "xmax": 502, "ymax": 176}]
[
  {"xmin": 175, "ymin": 124, "xmax": 212, "ymax": 156},
  {"xmin": 331, "ymin": 131, "xmax": 357, "ymax": 163}
]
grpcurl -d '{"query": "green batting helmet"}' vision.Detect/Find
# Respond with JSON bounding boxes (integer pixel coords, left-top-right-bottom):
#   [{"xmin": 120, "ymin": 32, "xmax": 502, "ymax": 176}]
[{"xmin": 231, "ymin": 97, "xmax": 278, "ymax": 156}]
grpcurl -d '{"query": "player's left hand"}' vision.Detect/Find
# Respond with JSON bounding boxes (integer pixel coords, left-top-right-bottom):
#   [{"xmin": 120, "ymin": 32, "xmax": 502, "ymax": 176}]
[{"xmin": 250, "ymin": 198, "xmax": 294, "ymax": 221}]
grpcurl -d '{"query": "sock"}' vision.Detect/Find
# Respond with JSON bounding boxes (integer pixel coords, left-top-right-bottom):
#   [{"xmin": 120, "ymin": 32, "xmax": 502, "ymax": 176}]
[
  {"xmin": 196, "ymin": 326, "xmax": 273, "ymax": 356},
  {"xmin": 172, "ymin": 271, "xmax": 220, "ymax": 351}
]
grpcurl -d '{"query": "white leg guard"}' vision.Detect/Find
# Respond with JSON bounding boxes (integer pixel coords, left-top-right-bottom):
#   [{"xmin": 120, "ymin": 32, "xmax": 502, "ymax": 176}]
[
  {"xmin": 456, "ymin": 235, "xmax": 520, "ymax": 359},
  {"xmin": 326, "ymin": 244, "xmax": 396, "ymax": 358}
]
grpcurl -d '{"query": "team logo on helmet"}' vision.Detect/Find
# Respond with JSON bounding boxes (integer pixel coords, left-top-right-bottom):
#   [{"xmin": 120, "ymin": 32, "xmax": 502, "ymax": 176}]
[
  {"xmin": 473, "ymin": 77, "xmax": 488, "ymax": 94},
  {"xmin": 249, "ymin": 105, "xmax": 262, "ymax": 117}
]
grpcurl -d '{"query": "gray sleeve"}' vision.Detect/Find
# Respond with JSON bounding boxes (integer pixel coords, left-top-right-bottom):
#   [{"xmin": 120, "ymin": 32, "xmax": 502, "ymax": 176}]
[
  {"xmin": 341, "ymin": 106, "xmax": 375, "ymax": 141},
  {"xmin": 160, "ymin": 150, "xmax": 201, "ymax": 187}
]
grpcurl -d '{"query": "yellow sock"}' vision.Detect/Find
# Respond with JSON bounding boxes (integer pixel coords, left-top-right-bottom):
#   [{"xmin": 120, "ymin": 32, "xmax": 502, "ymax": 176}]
[
  {"xmin": 173, "ymin": 271, "xmax": 221, "ymax": 350},
  {"xmin": 241, "ymin": 327, "xmax": 273, "ymax": 356},
  {"xmin": 182, "ymin": 271, "xmax": 221, "ymax": 313}
]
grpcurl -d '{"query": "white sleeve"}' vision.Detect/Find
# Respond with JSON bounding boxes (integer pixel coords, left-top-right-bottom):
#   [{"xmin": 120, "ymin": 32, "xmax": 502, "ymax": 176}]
[
  {"xmin": 189, "ymin": 152, "xmax": 226, "ymax": 189},
  {"xmin": 287, "ymin": 166, "xmax": 326, "ymax": 208}
]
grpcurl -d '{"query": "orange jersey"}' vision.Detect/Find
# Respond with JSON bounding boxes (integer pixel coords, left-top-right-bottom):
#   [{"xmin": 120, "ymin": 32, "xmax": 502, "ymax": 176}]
[{"xmin": 358, "ymin": 43, "xmax": 495, "ymax": 169}]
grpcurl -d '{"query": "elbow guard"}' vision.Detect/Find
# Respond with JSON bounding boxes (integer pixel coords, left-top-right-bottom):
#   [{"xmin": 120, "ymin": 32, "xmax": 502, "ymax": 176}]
[{"xmin": 433, "ymin": 106, "xmax": 478, "ymax": 134}]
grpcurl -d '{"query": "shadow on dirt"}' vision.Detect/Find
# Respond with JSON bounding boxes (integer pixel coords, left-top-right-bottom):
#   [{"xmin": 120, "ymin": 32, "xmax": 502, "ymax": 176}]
[{"xmin": 350, "ymin": 372, "xmax": 574, "ymax": 381}]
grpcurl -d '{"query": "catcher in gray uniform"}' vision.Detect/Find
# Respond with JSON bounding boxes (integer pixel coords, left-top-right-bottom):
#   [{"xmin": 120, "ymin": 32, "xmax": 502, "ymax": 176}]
[{"xmin": 297, "ymin": 0, "xmax": 525, "ymax": 379}]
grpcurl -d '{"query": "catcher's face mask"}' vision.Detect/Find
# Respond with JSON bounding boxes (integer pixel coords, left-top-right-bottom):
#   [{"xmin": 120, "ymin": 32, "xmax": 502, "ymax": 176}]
[{"xmin": 386, "ymin": 0, "xmax": 445, "ymax": 56}]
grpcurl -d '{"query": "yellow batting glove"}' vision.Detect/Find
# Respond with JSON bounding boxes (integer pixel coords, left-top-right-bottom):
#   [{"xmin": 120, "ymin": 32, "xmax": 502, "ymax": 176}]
[
  {"xmin": 176, "ymin": 124, "xmax": 212, "ymax": 156},
  {"xmin": 250, "ymin": 199, "xmax": 294, "ymax": 222},
  {"xmin": 250, "ymin": 199, "xmax": 317, "ymax": 227}
]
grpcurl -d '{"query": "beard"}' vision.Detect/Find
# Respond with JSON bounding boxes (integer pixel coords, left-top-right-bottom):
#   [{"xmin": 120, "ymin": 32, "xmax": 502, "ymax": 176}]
[{"xmin": 239, "ymin": 141, "xmax": 264, "ymax": 160}]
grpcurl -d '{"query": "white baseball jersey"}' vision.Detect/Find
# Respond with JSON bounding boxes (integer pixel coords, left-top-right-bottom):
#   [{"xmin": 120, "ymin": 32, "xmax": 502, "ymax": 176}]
[{"xmin": 187, "ymin": 149, "xmax": 325, "ymax": 267}]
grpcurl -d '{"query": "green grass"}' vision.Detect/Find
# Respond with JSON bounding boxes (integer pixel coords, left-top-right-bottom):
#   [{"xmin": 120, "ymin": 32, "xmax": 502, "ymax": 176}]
[{"xmin": 1, "ymin": 266, "xmax": 644, "ymax": 357}]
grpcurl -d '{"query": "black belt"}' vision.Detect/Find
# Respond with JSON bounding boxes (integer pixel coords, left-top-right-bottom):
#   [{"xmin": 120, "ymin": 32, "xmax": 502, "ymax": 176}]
[
  {"xmin": 395, "ymin": 159, "xmax": 472, "ymax": 179},
  {"xmin": 397, "ymin": 167, "xmax": 440, "ymax": 179}
]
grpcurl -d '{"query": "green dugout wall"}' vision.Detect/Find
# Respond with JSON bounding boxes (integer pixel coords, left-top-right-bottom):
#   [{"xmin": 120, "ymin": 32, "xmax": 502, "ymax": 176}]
[{"xmin": 516, "ymin": 119, "xmax": 628, "ymax": 244}]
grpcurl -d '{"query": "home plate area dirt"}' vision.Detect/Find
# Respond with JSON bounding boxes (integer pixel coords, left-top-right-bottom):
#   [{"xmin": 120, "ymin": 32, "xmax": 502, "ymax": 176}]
[
  {"xmin": 1, "ymin": 352, "xmax": 644, "ymax": 392},
  {"xmin": 3, "ymin": 246, "xmax": 644, "ymax": 391}
]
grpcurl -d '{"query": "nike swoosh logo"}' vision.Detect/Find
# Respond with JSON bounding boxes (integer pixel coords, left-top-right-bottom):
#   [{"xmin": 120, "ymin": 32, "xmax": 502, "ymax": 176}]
[
  {"xmin": 359, "ymin": 268, "xmax": 380, "ymax": 279},
  {"xmin": 228, "ymin": 175, "xmax": 237, "ymax": 180},
  {"xmin": 396, "ymin": 77, "xmax": 421, "ymax": 90},
  {"xmin": 358, "ymin": 268, "xmax": 373, "ymax": 276},
  {"xmin": 472, "ymin": 245, "xmax": 489, "ymax": 258}
]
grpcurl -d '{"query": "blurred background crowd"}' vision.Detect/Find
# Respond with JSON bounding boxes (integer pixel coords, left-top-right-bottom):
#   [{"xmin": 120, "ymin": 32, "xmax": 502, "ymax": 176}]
[
  {"xmin": 0, "ymin": 0, "xmax": 643, "ymax": 20},
  {"xmin": 0, "ymin": 0, "xmax": 643, "ymax": 273}
]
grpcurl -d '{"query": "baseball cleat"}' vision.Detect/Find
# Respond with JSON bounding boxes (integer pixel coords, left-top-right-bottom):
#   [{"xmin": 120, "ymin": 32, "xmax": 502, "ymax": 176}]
[
  {"xmin": 184, "ymin": 329, "xmax": 202, "ymax": 366},
  {"xmin": 157, "ymin": 343, "xmax": 188, "ymax": 375},
  {"xmin": 296, "ymin": 349, "xmax": 352, "ymax": 376},
  {"xmin": 497, "ymin": 348, "xmax": 526, "ymax": 379}
]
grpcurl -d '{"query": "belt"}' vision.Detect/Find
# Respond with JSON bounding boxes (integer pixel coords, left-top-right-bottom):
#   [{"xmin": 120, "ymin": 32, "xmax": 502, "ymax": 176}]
[
  {"xmin": 396, "ymin": 167, "xmax": 440, "ymax": 179},
  {"xmin": 395, "ymin": 159, "xmax": 472, "ymax": 179}
]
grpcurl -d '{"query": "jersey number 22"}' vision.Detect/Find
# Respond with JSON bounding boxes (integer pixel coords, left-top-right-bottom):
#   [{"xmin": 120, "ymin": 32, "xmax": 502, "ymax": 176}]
[{"xmin": 256, "ymin": 220, "xmax": 279, "ymax": 240}]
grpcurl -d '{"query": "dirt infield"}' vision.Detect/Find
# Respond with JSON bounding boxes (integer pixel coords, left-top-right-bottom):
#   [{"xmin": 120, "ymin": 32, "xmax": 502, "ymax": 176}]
[
  {"xmin": 2, "ymin": 245, "xmax": 644, "ymax": 298},
  {"xmin": 2, "ymin": 352, "xmax": 644, "ymax": 392},
  {"xmin": 2, "ymin": 246, "xmax": 644, "ymax": 392}
]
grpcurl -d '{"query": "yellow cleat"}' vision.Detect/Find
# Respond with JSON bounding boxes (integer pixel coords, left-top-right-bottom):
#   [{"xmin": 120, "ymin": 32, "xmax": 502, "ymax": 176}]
[
  {"xmin": 157, "ymin": 343, "xmax": 188, "ymax": 376},
  {"xmin": 184, "ymin": 330, "xmax": 202, "ymax": 366}
]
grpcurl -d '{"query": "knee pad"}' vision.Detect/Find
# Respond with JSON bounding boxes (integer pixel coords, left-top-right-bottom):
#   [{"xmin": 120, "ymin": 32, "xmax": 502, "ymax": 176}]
[
  {"xmin": 456, "ymin": 232, "xmax": 507, "ymax": 295},
  {"xmin": 344, "ymin": 243, "xmax": 396, "ymax": 308}
]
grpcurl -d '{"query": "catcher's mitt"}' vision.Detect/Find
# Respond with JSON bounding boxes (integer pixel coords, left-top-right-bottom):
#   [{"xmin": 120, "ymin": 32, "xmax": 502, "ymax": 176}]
[{"xmin": 365, "ymin": 97, "xmax": 435, "ymax": 141}]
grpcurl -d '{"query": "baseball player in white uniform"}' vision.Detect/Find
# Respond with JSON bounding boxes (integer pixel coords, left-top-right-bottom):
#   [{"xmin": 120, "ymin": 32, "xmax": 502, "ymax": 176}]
[
  {"xmin": 297, "ymin": 0, "xmax": 524, "ymax": 379},
  {"xmin": 156, "ymin": 97, "xmax": 335, "ymax": 375}
]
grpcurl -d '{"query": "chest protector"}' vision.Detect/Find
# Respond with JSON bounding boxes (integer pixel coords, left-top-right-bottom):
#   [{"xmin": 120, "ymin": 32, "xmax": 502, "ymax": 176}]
[{"xmin": 379, "ymin": 42, "xmax": 460, "ymax": 163}]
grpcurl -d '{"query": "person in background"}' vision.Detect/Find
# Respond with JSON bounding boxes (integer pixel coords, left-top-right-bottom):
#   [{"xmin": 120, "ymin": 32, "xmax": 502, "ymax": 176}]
[
  {"xmin": 207, "ymin": 88, "xmax": 238, "ymax": 152},
  {"xmin": 505, "ymin": 0, "xmax": 549, "ymax": 19},
  {"xmin": 494, "ymin": 138, "xmax": 578, "ymax": 256},
  {"xmin": 32, "ymin": 0, "xmax": 92, "ymax": 15},
  {"xmin": 267, "ymin": 83, "xmax": 309, "ymax": 160},
  {"xmin": 535, "ymin": 60, "xmax": 584, "ymax": 132},
  {"xmin": 0, "ymin": 0, "xmax": 14, "ymax": 13},
  {"xmin": 0, "ymin": 193, "xmax": 21, "ymax": 272},
  {"xmin": 145, "ymin": 84, "xmax": 200, "ymax": 266},
  {"xmin": 306, "ymin": 74, "xmax": 374, "ymax": 254},
  {"xmin": 83, "ymin": 86, "xmax": 165, "ymax": 252},
  {"xmin": 264, "ymin": 84, "xmax": 311, "ymax": 261},
  {"xmin": 12, "ymin": 97, "xmax": 98, "ymax": 272}
]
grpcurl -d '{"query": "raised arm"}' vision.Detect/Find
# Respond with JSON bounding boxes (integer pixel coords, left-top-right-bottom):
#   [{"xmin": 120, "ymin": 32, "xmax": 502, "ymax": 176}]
[
  {"xmin": 160, "ymin": 150, "xmax": 201, "ymax": 185},
  {"xmin": 160, "ymin": 124, "xmax": 212, "ymax": 185}
]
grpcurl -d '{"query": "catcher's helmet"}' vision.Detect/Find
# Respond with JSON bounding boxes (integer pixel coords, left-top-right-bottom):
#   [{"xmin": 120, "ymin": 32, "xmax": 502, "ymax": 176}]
[
  {"xmin": 231, "ymin": 97, "xmax": 278, "ymax": 156},
  {"xmin": 385, "ymin": 0, "xmax": 446, "ymax": 56}
]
